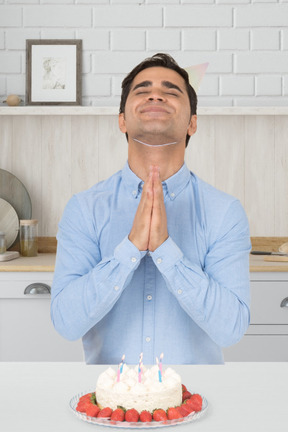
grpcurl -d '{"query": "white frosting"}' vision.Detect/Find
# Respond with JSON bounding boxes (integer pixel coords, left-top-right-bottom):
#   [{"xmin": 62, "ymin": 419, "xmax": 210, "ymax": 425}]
[{"xmin": 95, "ymin": 365, "xmax": 182, "ymax": 412}]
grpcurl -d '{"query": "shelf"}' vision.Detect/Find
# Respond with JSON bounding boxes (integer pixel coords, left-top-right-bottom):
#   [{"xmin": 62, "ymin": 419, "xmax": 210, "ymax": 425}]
[{"xmin": 1, "ymin": 106, "xmax": 288, "ymax": 116}]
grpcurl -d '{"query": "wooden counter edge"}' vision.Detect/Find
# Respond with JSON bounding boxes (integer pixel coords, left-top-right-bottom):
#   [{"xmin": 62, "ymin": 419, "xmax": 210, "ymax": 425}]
[{"xmin": 0, "ymin": 265, "xmax": 55, "ymax": 272}]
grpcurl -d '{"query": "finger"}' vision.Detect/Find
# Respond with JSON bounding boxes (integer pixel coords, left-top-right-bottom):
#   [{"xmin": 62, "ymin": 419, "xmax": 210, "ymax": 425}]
[
  {"xmin": 148, "ymin": 168, "xmax": 168, "ymax": 252},
  {"xmin": 128, "ymin": 170, "xmax": 153, "ymax": 251}
]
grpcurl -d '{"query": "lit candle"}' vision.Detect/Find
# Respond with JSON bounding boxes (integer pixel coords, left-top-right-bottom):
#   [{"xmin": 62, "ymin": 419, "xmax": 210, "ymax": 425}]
[
  {"xmin": 156, "ymin": 357, "xmax": 162, "ymax": 383},
  {"xmin": 138, "ymin": 352, "xmax": 143, "ymax": 383},
  {"xmin": 117, "ymin": 363, "xmax": 121, "ymax": 383},
  {"xmin": 120, "ymin": 354, "xmax": 125, "ymax": 374},
  {"xmin": 159, "ymin": 352, "xmax": 164, "ymax": 375}
]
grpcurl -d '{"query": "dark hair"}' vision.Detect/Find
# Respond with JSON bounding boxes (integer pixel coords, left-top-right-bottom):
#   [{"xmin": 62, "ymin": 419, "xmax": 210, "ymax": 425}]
[{"xmin": 119, "ymin": 53, "xmax": 197, "ymax": 147}]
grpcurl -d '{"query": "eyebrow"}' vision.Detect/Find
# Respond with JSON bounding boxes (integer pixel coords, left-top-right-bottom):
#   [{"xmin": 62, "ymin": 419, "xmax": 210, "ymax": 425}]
[{"xmin": 132, "ymin": 80, "xmax": 184, "ymax": 94}]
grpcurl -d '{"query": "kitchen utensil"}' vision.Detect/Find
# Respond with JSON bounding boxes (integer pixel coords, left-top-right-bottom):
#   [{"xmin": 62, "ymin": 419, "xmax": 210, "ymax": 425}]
[
  {"xmin": 251, "ymin": 251, "xmax": 288, "ymax": 256},
  {"xmin": 0, "ymin": 198, "xmax": 19, "ymax": 248},
  {"xmin": 0, "ymin": 168, "xmax": 32, "ymax": 247},
  {"xmin": 279, "ymin": 242, "xmax": 288, "ymax": 254},
  {"xmin": 0, "ymin": 251, "xmax": 19, "ymax": 262}
]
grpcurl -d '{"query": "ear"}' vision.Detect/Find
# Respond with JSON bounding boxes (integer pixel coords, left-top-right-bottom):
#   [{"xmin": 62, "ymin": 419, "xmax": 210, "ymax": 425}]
[
  {"xmin": 187, "ymin": 115, "xmax": 197, "ymax": 137},
  {"xmin": 118, "ymin": 113, "xmax": 127, "ymax": 134}
]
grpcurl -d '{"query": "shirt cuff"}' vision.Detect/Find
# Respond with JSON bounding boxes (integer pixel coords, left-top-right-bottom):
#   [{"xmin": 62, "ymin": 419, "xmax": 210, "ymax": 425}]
[
  {"xmin": 150, "ymin": 236, "xmax": 183, "ymax": 272},
  {"xmin": 114, "ymin": 235, "xmax": 147, "ymax": 269}
]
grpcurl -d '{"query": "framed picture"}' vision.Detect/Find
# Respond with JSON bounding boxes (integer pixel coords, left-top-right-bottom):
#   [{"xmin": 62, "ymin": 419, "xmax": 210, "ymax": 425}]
[{"xmin": 26, "ymin": 39, "xmax": 82, "ymax": 105}]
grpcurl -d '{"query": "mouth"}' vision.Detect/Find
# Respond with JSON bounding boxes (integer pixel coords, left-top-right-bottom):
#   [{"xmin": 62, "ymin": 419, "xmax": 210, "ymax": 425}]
[{"xmin": 140, "ymin": 104, "xmax": 171, "ymax": 114}]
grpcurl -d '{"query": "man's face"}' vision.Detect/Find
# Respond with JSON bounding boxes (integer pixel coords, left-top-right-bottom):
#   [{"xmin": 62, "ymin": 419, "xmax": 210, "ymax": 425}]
[{"xmin": 119, "ymin": 67, "xmax": 196, "ymax": 146}]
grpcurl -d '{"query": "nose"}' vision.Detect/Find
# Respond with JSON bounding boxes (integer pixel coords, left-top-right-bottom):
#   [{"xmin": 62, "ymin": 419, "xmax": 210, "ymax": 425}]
[
  {"xmin": 147, "ymin": 87, "xmax": 166, "ymax": 102},
  {"xmin": 148, "ymin": 95, "xmax": 164, "ymax": 102}
]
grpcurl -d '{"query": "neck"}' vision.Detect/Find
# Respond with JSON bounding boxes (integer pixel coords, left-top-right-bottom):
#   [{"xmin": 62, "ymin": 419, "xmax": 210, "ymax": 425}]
[{"xmin": 128, "ymin": 137, "xmax": 185, "ymax": 181}]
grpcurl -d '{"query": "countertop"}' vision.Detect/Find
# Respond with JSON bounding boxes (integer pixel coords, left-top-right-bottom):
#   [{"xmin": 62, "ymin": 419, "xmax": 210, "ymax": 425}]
[
  {"xmin": 0, "ymin": 362, "xmax": 287, "ymax": 432},
  {"xmin": 0, "ymin": 253, "xmax": 288, "ymax": 272}
]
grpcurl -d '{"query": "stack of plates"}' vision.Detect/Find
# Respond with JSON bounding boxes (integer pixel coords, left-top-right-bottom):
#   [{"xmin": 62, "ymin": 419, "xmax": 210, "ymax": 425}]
[{"xmin": 0, "ymin": 168, "xmax": 32, "ymax": 249}]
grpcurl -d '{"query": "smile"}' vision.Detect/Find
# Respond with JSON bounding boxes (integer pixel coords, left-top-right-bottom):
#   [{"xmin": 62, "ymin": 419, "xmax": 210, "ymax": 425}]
[{"xmin": 140, "ymin": 106, "xmax": 171, "ymax": 114}]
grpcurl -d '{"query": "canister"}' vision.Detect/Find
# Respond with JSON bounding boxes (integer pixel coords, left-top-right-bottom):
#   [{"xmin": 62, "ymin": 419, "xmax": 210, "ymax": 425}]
[
  {"xmin": 19, "ymin": 220, "xmax": 38, "ymax": 257},
  {"xmin": 0, "ymin": 231, "xmax": 6, "ymax": 254}
]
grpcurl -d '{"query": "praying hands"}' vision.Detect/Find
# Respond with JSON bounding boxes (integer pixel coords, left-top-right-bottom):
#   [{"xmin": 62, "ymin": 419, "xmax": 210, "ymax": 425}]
[{"xmin": 128, "ymin": 165, "xmax": 168, "ymax": 252}]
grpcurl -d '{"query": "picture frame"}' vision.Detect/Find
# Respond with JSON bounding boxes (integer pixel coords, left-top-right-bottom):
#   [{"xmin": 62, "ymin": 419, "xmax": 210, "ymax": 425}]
[{"xmin": 26, "ymin": 39, "xmax": 82, "ymax": 106}]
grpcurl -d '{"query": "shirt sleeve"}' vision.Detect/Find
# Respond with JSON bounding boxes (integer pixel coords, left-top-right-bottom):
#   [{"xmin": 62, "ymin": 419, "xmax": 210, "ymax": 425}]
[
  {"xmin": 150, "ymin": 199, "xmax": 251, "ymax": 348},
  {"xmin": 50, "ymin": 195, "xmax": 145, "ymax": 341}
]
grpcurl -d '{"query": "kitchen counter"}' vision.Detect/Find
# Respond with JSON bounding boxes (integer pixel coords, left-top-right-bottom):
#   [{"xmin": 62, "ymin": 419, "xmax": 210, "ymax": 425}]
[
  {"xmin": 1, "ymin": 253, "xmax": 288, "ymax": 272},
  {"xmin": 0, "ymin": 253, "xmax": 55, "ymax": 272},
  {"xmin": 0, "ymin": 362, "xmax": 287, "ymax": 432}
]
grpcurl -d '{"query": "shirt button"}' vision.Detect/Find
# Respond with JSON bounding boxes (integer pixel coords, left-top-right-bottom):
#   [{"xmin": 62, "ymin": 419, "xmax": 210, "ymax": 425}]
[
  {"xmin": 156, "ymin": 258, "xmax": 162, "ymax": 264},
  {"xmin": 114, "ymin": 285, "xmax": 119, "ymax": 291},
  {"xmin": 145, "ymin": 337, "xmax": 151, "ymax": 343},
  {"xmin": 177, "ymin": 289, "xmax": 183, "ymax": 295},
  {"xmin": 131, "ymin": 257, "xmax": 137, "ymax": 263},
  {"xmin": 132, "ymin": 190, "xmax": 137, "ymax": 196},
  {"xmin": 147, "ymin": 295, "xmax": 152, "ymax": 301},
  {"xmin": 170, "ymin": 192, "xmax": 175, "ymax": 198}
]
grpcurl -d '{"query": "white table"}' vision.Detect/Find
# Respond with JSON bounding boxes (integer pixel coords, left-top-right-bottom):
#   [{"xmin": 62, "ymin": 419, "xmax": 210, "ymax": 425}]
[{"xmin": 0, "ymin": 362, "xmax": 287, "ymax": 432}]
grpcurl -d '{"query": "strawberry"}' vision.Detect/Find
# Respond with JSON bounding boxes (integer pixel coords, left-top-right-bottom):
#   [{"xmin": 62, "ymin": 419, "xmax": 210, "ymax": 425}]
[
  {"xmin": 86, "ymin": 404, "xmax": 100, "ymax": 417},
  {"xmin": 125, "ymin": 408, "xmax": 139, "ymax": 422},
  {"xmin": 186, "ymin": 394, "xmax": 202, "ymax": 412},
  {"xmin": 76, "ymin": 401, "xmax": 87, "ymax": 413},
  {"xmin": 181, "ymin": 384, "xmax": 187, "ymax": 393},
  {"xmin": 177, "ymin": 405, "xmax": 190, "ymax": 417},
  {"xmin": 140, "ymin": 410, "xmax": 152, "ymax": 422},
  {"xmin": 153, "ymin": 409, "xmax": 167, "ymax": 422},
  {"xmin": 97, "ymin": 407, "xmax": 113, "ymax": 418},
  {"xmin": 79, "ymin": 393, "xmax": 92, "ymax": 402},
  {"xmin": 181, "ymin": 402, "xmax": 195, "ymax": 414},
  {"xmin": 182, "ymin": 390, "xmax": 192, "ymax": 401},
  {"xmin": 111, "ymin": 408, "xmax": 125, "ymax": 422},
  {"xmin": 167, "ymin": 407, "xmax": 182, "ymax": 420}
]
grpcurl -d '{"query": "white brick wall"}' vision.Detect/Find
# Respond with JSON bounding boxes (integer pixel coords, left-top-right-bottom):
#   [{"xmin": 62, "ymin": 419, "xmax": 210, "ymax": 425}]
[{"xmin": 0, "ymin": 0, "xmax": 288, "ymax": 106}]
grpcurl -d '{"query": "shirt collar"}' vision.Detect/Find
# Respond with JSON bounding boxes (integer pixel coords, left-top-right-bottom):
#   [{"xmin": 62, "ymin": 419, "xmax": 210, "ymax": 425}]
[
  {"xmin": 122, "ymin": 162, "xmax": 143, "ymax": 198},
  {"xmin": 121, "ymin": 161, "xmax": 191, "ymax": 200},
  {"xmin": 163, "ymin": 163, "xmax": 191, "ymax": 200}
]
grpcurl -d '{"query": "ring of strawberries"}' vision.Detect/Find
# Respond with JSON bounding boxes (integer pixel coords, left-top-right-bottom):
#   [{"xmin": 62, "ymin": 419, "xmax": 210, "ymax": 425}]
[{"xmin": 76, "ymin": 384, "xmax": 203, "ymax": 423}]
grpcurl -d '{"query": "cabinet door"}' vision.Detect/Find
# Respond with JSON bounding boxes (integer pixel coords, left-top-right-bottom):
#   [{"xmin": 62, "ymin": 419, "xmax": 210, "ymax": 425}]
[
  {"xmin": 250, "ymin": 281, "xmax": 288, "ymax": 324},
  {"xmin": 0, "ymin": 297, "xmax": 83, "ymax": 361},
  {"xmin": 223, "ymin": 334, "xmax": 288, "ymax": 362}
]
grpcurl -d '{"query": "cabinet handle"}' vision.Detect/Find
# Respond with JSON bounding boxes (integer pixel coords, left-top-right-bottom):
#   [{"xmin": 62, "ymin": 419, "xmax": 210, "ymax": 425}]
[
  {"xmin": 24, "ymin": 283, "xmax": 51, "ymax": 295},
  {"xmin": 280, "ymin": 297, "xmax": 288, "ymax": 308}
]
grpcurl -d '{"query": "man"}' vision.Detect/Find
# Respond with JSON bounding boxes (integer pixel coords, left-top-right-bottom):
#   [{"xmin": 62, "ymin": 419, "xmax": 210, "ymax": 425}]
[{"xmin": 51, "ymin": 53, "xmax": 251, "ymax": 365}]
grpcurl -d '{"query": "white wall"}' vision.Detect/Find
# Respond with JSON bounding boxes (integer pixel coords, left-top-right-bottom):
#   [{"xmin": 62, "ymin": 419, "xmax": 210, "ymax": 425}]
[
  {"xmin": 1, "ymin": 0, "xmax": 288, "ymax": 107},
  {"xmin": 1, "ymin": 111, "xmax": 288, "ymax": 237}
]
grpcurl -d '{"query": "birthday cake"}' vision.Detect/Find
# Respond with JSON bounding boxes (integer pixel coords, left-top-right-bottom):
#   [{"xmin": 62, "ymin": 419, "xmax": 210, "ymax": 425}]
[{"xmin": 95, "ymin": 364, "xmax": 182, "ymax": 413}]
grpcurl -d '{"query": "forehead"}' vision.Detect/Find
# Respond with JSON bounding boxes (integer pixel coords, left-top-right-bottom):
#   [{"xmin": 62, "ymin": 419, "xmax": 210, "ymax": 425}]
[{"xmin": 131, "ymin": 66, "xmax": 187, "ymax": 90}]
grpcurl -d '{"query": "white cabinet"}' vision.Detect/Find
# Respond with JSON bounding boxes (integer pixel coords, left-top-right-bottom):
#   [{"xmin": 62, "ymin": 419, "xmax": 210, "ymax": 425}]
[
  {"xmin": 223, "ymin": 272, "xmax": 288, "ymax": 361},
  {"xmin": 1, "ymin": 270, "xmax": 288, "ymax": 362},
  {"xmin": 0, "ymin": 272, "xmax": 83, "ymax": 361}
]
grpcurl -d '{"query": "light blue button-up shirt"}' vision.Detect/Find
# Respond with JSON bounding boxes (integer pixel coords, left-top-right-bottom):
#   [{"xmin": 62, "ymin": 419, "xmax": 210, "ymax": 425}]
[{"xmin": 51, "ymin": 162, "xmax": 251, "ymax": 365}]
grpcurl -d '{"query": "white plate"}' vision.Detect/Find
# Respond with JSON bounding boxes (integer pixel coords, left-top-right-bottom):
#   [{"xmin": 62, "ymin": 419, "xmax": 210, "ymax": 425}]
[
  {"xmin": 0, "ymin": 198, "xmax": 19, "ymax": 248},
  {"xmin": 69, "ymin": 391, "xmax": 208, "ymax": 429}
]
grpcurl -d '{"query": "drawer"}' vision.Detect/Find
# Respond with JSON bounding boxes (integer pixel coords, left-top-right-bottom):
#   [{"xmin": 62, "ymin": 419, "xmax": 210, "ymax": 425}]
[
  {"xmin": 0, "ymin": 297, "xmax": 83, "ymax": 361},
  {"xmin": 250, "ymin": 282, "xmax": 288, "ymax": 324},
  {"xmin": 0, "ymin": 280, "xmax": 52, "ymax": 298}
]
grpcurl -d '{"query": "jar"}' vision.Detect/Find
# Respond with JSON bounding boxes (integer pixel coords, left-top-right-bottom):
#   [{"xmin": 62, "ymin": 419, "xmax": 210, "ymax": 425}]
[
  {"xmin": 19, "ymin": 220, "xmax": 38, "ymax": 257},
  {"xmin": 0, "ymin": 231, "xmax": 6, "ymax": 254}
]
